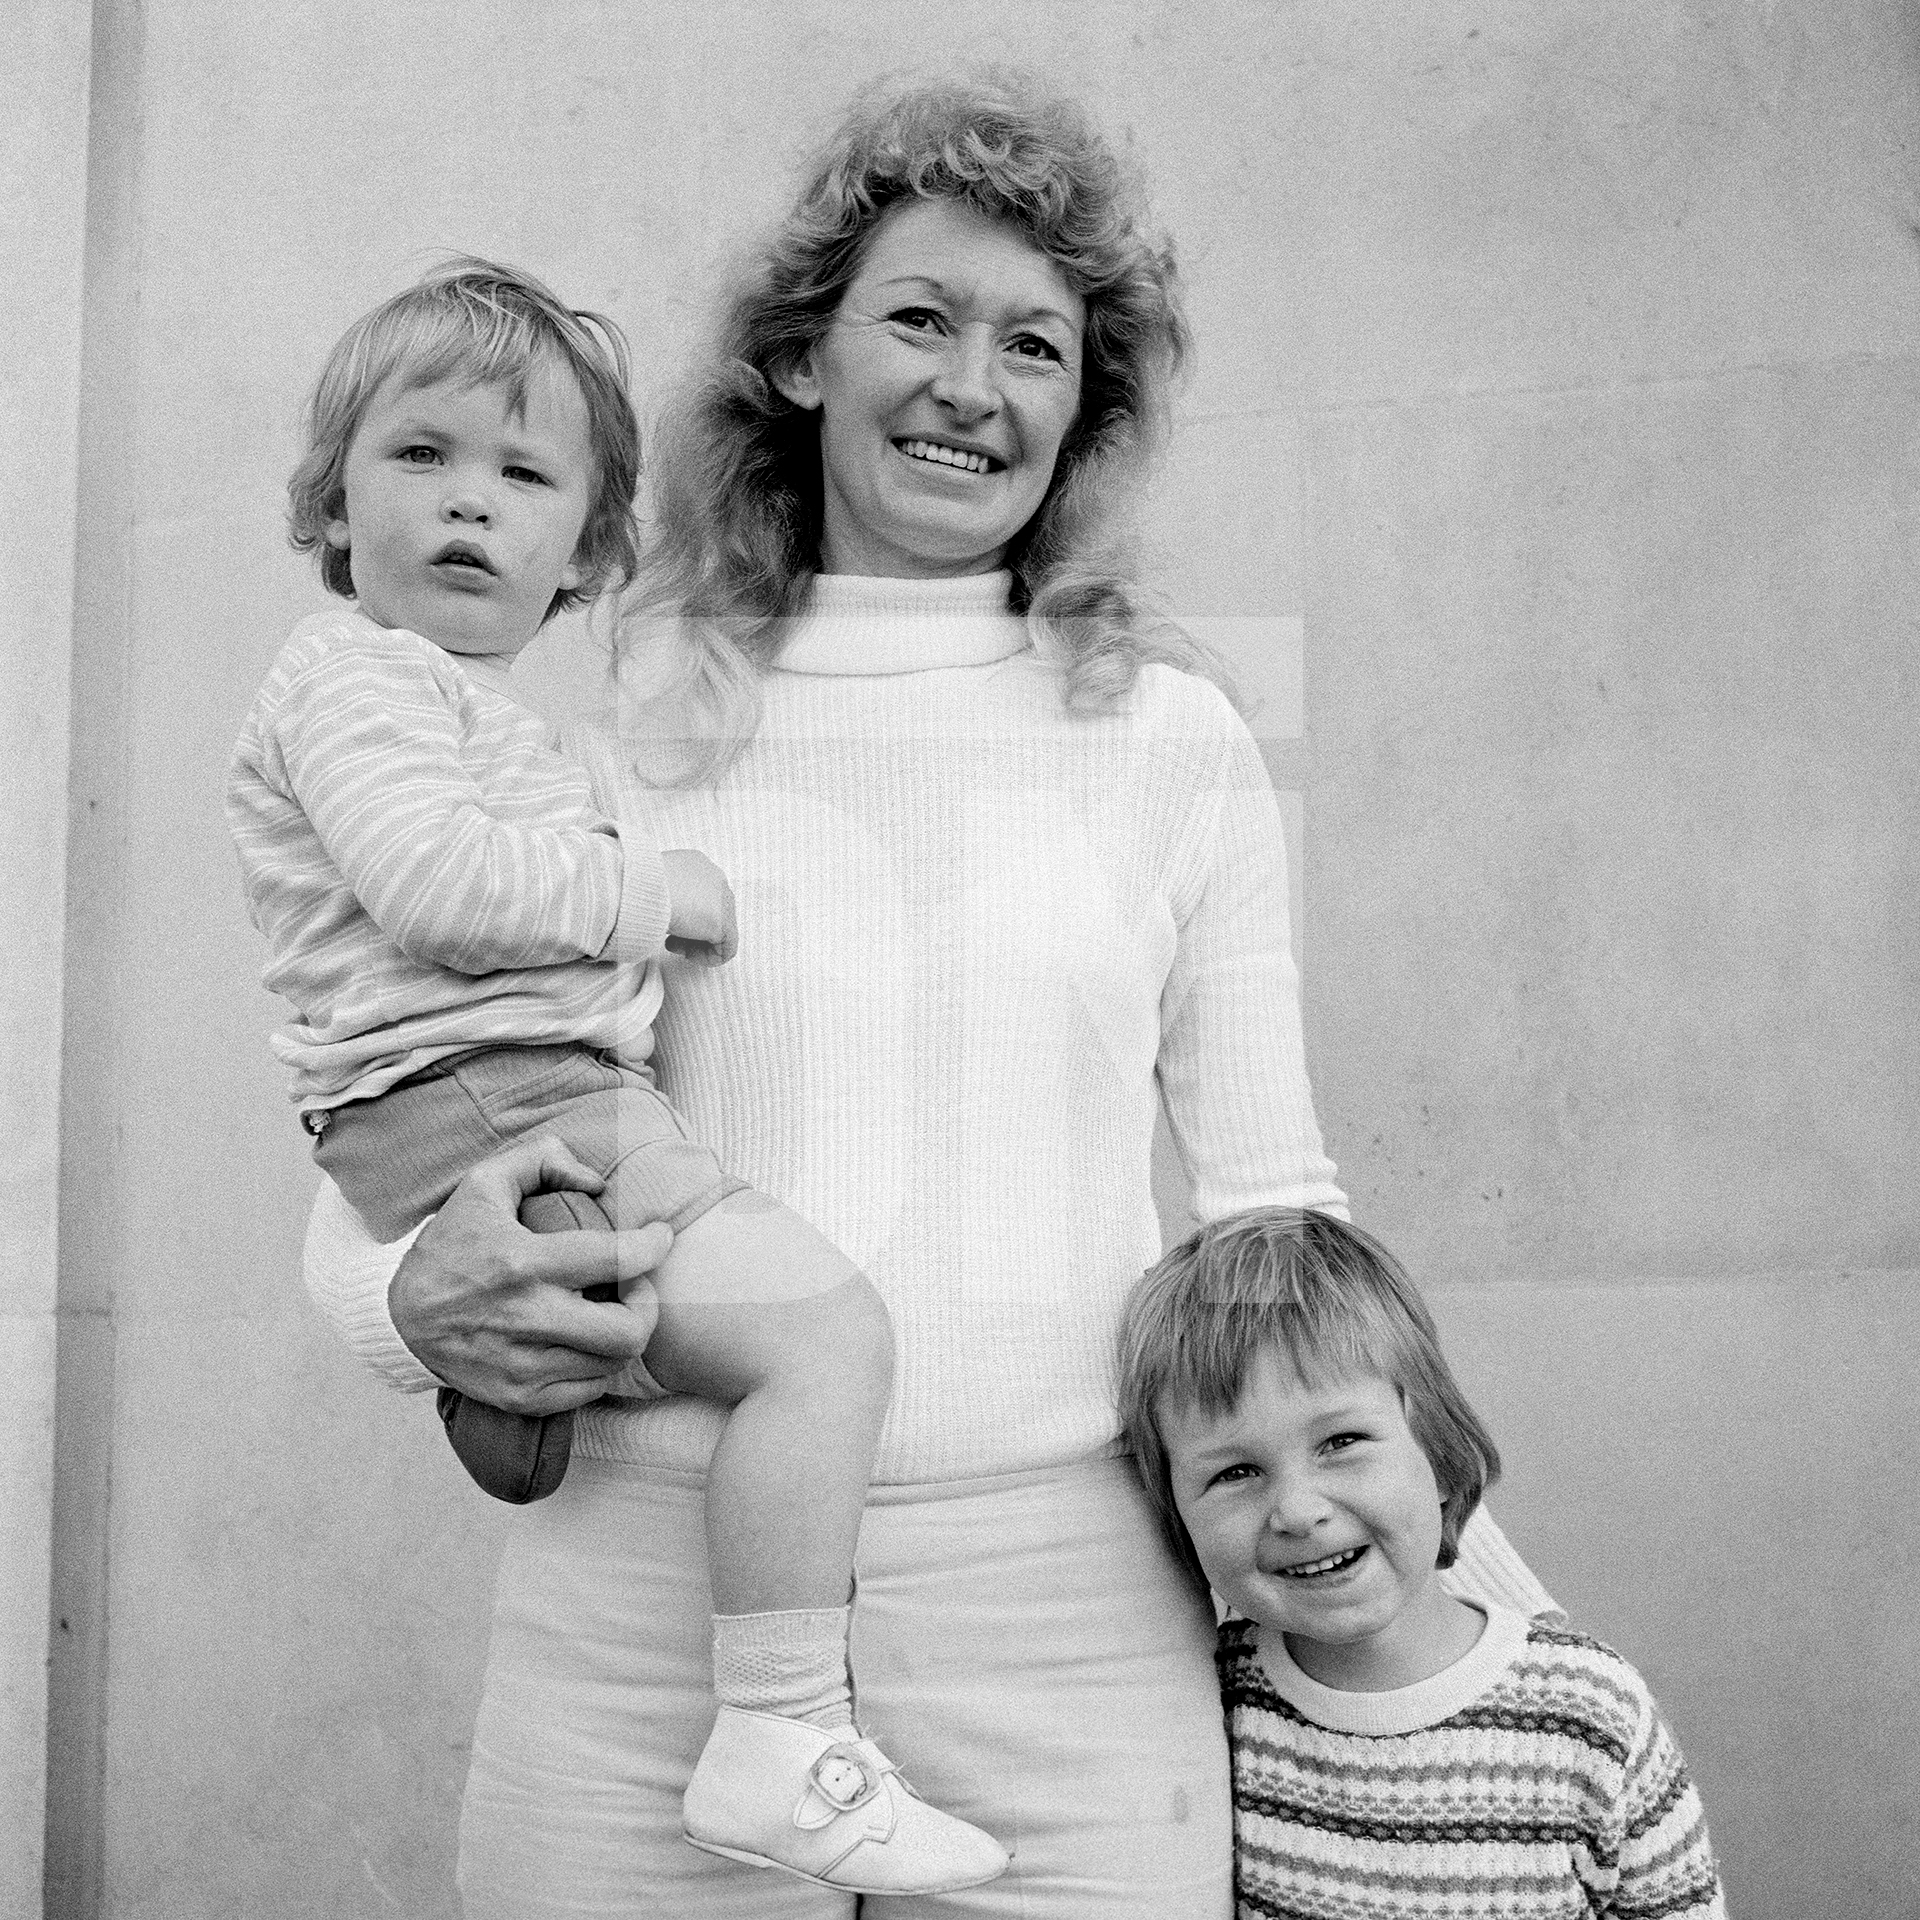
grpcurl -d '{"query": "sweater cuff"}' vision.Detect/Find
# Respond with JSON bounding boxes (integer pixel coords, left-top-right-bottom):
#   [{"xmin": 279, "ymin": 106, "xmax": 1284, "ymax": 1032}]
[
  {"xmin": 302, "ymin": 1178, "xmax": 441, "ymax": 1394},
  {"xmin": 1442, "ymin": 1505, "xmax": 1566, "ymax": 1625},
  {"xmin": 602, "ymin": 830, "xmax": 673, "ymax": 966}
]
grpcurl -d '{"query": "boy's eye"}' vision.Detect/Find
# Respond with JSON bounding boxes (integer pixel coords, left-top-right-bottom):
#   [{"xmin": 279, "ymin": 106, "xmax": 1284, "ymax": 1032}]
[
  {"xmin": 1207, "ymin": 1462, "xmax": 1258, "ymax": 1489},
  {"xmin": 1320, "ymin": 1431, "xmax": 1369, "ymax": 1456}
]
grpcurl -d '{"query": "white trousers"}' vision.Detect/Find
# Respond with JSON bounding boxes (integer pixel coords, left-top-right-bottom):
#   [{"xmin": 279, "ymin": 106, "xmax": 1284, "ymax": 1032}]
[{"xmin": 459, "ymin": 1455, "xmax": 1234, "ymax": 1918}]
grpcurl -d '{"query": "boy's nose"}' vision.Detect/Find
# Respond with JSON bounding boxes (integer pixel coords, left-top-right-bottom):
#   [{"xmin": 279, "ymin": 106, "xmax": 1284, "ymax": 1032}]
[
  {"xmin": 1264, "ymin": 1475, "xmax": 1331, "ymax": 1534},
  {"xmin": 443, "ymin": 489, "xmax": 492, "ymax": 525}
]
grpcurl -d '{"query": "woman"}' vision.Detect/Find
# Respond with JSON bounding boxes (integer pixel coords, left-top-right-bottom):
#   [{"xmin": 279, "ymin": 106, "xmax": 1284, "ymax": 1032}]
[{"xmin": 307, "ymin": 73, "xmax": 1553, "ymax": 1916}]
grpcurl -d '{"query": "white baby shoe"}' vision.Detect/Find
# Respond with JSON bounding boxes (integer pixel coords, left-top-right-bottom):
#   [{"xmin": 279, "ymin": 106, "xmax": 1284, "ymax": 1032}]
[{"xmin": 682, "ymin": 1706, "xmax": 1010, "ymax": 1895}]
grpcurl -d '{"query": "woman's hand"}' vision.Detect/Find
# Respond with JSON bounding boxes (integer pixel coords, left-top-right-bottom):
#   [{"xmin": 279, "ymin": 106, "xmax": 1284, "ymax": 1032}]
[
  {"xmin": 661, "ymin": 848, "xmax": 739, "ymax": 964},
  {"xmin": 389, "ymin": 1136, "xmax": 672, "ymax": 1415}
]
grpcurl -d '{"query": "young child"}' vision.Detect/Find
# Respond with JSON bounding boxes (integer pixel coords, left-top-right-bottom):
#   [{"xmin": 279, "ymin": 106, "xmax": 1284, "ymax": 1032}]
[
  {"xmin": 1117, "ymin": 1207, "xmax": 1726, "ymax": 1920},
  {"xmin": 226, "ymin": 259, "xmax": 1006, "ymax": 1897}
]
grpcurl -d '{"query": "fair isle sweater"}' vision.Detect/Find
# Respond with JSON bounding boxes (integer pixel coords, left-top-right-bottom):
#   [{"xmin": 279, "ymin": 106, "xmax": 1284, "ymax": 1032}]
[
  {"xmin": 227, "ymin": 611, "xmax": 670, "ymax": 1109},
  {"xmin": 1218, "ymin": 1607, "xmax": 1725, "ymax": 1920},
  {"xmin": 305, "ymin": 570, "xmax": 1541, "ymax": 1606}
]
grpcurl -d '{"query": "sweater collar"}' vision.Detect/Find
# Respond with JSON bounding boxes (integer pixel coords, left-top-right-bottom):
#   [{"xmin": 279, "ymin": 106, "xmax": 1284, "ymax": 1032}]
[
  {"xmin": 775, "ymin": 570, "xmax": 1028, "ymax": 677},
  {"xmin": 1252, "ymin": 1604, "xmax": 1532, "ymax": 1737}
]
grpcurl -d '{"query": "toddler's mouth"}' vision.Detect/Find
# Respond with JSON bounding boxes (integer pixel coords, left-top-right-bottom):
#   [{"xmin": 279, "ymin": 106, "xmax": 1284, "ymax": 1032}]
[
  {"xmin": 433, "ymin": 542, "xmax": 496, "ymax": 574},
  {"xmin": 1276, "ymin": 1545, "xmax": 1367, "ymax": 1580}
]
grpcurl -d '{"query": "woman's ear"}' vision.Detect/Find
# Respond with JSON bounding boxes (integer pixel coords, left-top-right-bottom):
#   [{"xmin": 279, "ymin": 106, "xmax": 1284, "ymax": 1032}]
[
  {"xmin": 324, "ymin": 518, "xmax": 351, "ymax": 552},
  {"xmin": 770, "ymin": 349, "xmax": 823, "ymax": 412}
]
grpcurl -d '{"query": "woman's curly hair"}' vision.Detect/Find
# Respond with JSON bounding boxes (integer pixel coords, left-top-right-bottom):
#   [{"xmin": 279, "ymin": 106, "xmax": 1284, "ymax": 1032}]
[{"xmin": 623, "ymin": 71, "xmax": 1232, "ymax": 780}]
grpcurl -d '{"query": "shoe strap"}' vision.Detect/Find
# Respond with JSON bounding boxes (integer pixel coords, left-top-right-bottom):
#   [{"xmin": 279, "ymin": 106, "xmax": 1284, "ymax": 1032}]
[{"xmin": 795, "ymin": 1741, "xmax": 897, "ymax": 1832}]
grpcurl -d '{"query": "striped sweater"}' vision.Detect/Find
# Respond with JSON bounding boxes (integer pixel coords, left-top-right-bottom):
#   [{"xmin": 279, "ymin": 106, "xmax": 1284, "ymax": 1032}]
[
  {"xmin": 227, "ymin": 609, "xmax": 671, "ymax": 1110},
  {"xmin": 1218, "ymin": 1606, "xmax": 1725, "ymax": 1919}
]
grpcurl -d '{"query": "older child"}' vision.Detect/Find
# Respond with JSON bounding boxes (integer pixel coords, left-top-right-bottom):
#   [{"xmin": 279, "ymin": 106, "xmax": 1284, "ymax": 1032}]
[
  {"xmin": 1118, "ymin": 1208, "xmax": 1725, "ymax": 1920},
  {"xmin": 226, "ymin": 260, "xmax": 1005, "ymax": 1897}
]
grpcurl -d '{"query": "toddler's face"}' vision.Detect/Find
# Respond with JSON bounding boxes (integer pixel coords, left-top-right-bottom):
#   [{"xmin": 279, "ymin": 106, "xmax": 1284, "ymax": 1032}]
[
  {"xmin": 326, "ymin": 360, "xmax": 594, "ymax": 657},
  {"xmin": 1161, "ymin": 1348, "xmax": 1448, "ymax": 1667}
]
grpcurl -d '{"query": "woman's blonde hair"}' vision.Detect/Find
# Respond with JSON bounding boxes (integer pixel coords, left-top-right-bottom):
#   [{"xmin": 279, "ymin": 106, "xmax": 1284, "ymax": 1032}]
[{"xmin": 623, "ymin": 71, "xmax": 1233, "ymax": 780}]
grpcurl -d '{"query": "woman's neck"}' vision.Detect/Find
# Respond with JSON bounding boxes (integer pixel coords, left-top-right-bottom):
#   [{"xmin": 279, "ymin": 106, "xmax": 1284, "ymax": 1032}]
[{"xmin": 776, "ymin": 570, "xmax": 1026, "ymax": 676}]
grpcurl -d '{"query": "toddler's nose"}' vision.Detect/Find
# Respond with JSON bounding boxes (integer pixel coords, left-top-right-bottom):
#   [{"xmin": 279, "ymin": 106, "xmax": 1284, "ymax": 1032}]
[{"xmin": 443, "ymin": 489, "xmax": 492, "ymax": 525}]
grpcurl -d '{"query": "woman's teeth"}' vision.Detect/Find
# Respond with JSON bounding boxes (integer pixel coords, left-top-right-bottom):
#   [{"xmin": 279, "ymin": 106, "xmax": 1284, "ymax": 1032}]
[
  {"xmin": 898, "ymin": 439, "xmax": 995, "ymax": 473},
  {"xmin": 1279, "ymin": 1546, "xmax": 1365, "ymax": 1579}
]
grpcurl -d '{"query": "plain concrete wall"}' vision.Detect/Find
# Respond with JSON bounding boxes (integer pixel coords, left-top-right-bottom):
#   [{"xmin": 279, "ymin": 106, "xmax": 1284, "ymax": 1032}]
[
  {"xmin": 4, "ymin": 5, "xmax": 92, "ymax": 1916},
  {"xmin": 38, "ymin": 3, "xmax": 1920, "ymax": 1916}
]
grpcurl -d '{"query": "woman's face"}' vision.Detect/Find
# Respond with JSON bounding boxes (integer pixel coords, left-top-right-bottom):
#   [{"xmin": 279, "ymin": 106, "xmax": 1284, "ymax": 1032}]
[{"xmin": 776, "ymin": 197, "xmax": 1085, "ymax": 579}]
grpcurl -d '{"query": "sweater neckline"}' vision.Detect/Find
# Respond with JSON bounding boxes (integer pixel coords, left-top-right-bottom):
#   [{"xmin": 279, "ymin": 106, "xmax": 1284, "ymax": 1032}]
[
  {"xmin": 1252, "ymin": 1604, "xmax": 1531, "ymax": 1736},
  {"xmin": 776, "ymin": 570, "xmax": 1028, "ymax": 677}
]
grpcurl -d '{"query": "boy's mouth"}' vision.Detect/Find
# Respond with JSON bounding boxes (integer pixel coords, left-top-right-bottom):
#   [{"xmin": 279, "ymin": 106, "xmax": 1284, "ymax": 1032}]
[
  {"xmin": 432, "ymin": 541, "xmax": 496, "ymax": 575},
  {"xmin": 1276, "ymin": 1545, "xmax": 1367, "ymax": 1580}
]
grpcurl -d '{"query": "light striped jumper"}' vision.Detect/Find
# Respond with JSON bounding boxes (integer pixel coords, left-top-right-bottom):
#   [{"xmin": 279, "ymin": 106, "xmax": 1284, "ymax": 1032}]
[
  {"xmin": 1218, "ymin": 1605, "xmax": 1725, "ymax": 1919},
  {"xmin": 227, "ymin": 609, "xmax": 670, "ymax": 1112}
]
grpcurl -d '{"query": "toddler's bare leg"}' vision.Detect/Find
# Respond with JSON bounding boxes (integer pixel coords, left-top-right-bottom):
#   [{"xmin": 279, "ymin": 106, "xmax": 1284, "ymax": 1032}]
[{"xmin": 640, "ymin": 1189, "xmax": 891, "ymax": 1618}]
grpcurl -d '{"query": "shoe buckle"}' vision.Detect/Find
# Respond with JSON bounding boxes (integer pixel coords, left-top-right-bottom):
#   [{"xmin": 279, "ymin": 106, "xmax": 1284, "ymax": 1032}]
[{"xmin": 807, "ymin": 1743, "xmax": 883, "ymax": 1813}]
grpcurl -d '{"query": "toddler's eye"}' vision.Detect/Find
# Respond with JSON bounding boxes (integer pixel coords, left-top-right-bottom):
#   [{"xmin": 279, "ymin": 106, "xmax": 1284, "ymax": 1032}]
[
  {"xmin": 1207, "ymin": 1462, "xmax": 1258, "ymax": 1489},
  {"xmin": 1320, "ymin": 1431, "xmax": 1369, "ymax": 1456},
  {"xmin": 504, "ymin": 465, "xmax": 549, "ymax": 486},
  {"xmin": 397, "ymin": 445, "xmax": 441, "ymax": 466}
]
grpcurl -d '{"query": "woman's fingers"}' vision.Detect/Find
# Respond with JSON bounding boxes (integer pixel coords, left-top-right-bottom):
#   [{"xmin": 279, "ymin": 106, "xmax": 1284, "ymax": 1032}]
[{"xmin": 389, "ymin": 1137, "xmax": 674, "ymax": 1408}]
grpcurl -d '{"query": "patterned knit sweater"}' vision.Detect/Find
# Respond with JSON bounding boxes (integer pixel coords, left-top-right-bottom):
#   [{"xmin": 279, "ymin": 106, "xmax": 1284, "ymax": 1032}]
[{"xmin": 1217, "ymin": 1606, "xmax": 1726, "ymax": 1919}]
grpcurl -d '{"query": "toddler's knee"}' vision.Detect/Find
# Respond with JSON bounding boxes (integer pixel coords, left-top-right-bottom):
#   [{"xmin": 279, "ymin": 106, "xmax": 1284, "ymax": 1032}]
[{"xmin": 823, "ymin": 1272, "xmax": 895, "ymax": 1392}]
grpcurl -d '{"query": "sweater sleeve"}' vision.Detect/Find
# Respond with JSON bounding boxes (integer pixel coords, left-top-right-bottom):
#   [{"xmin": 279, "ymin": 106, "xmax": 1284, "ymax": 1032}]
[
  {"xmin": 302, "ymin": 1180, "xmax": 438, "ymax": 1393},
  {"xmin": 1156, "ymin": 695, "xmax": 1347, "ymax": 1221},
  {"xmin": 1605, "ymin": 1686, "xmax": 1726, "ymax": 1919},
  {"xmin": 264, "ymin": 640, "xmax": 668, "ymax": 975}
]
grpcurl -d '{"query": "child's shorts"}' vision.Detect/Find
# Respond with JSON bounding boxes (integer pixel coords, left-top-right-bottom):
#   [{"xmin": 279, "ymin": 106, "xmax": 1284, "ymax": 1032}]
[{"xmin": 310, "ymin": 1043, "xmax": 749, "ymax": 1249}]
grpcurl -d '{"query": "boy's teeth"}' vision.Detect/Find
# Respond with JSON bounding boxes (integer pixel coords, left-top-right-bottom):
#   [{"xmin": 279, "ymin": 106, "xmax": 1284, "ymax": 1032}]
[
  {"xmin": 900, "ymin": 438, "xmax": 992, "ymax": 473},
  {"xmin": 1280, "ymin": 1547, "xmax": 1364, "ymax": 1578}
]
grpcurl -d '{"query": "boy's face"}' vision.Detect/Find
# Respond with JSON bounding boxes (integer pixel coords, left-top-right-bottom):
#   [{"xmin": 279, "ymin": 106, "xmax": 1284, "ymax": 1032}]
[
  {"xmin": 1160, "ymin": 1348, "xmax": 1455, "ymax": 1683},
  {"xmin": 326, "ymin": 361, "xmax": 595, "ymax": 658}
]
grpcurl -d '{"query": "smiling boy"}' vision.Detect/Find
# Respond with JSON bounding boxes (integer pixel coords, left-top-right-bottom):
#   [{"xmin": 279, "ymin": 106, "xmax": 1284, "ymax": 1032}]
[{"xmin": 1118, "ymin": 1208, "xmax": 1726, "ymax": 1920}]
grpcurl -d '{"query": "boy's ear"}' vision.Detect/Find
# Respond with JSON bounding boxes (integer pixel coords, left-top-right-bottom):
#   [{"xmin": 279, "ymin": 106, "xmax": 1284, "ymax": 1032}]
[
  {"xmin": 324, "ymin": 519, "xmax": 351, "ymax": 552},
  {"xmin": 770, "ymin": 348, "xmax": 823, "ymax": 413}
]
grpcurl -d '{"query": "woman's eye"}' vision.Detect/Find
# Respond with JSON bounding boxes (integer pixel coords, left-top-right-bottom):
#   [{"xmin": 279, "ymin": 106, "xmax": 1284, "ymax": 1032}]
[
  {"xmin": 1009, "ymin": 334, "xmax": 1063, "ymax": 363},
  {"xmin": 889, "ymin": 306, "xmax": 943, "ymax": 333}
]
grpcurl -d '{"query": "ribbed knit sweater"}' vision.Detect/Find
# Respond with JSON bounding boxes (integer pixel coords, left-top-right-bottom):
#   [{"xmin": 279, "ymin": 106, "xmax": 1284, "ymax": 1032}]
[
  {"xmin": 303, "ymin": 567, "xmax": 1552, "ymax": 1619},
  {"xmin": 1218, "ymin": 1607, "xmax": 1725, "ymax": 1919}
]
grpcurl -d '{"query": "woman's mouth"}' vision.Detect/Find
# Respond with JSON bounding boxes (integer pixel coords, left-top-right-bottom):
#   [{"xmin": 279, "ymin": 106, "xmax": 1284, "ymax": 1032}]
[
  {"xmin": 1276, "ymin": 1545, "xmax": 1367, "ymax": 1580},
  {"xmin": 894, "ymin": 437, "xmax": 1002, "ymax": 475}
]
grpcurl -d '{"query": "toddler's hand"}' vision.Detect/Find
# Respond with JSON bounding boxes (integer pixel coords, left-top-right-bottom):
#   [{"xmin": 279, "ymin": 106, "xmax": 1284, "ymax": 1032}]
[{"xmin": 660, "ymin": 848, "xmax": 738, "ymax": 965}]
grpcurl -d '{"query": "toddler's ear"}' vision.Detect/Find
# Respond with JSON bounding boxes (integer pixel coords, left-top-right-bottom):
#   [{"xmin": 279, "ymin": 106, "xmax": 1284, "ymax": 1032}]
[
  {"xmin": 325, "ymin": 519, "xmax": 351, "ymax": 551},
  {"xmin": 560, "ymin": 559, "xmax": 584, "ymax": 593}
]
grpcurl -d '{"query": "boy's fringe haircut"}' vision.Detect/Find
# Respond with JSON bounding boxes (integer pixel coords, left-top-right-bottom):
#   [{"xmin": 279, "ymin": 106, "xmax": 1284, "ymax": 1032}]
[
  {"xmin": 1116, "ymin": 1208, "xmax": 1501, "ymax": 1587},
  {"xmin": 288, "ymin": 256, "xmax": 641, "ymax": 621},
  {"xmin": 619, "ymin": 69, "xmax": 1237, "ymax": 785}
]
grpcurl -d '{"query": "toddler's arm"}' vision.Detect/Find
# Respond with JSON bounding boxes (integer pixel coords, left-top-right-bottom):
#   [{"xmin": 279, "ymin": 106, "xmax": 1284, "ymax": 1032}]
[{"xmin": 259, "ymin": 639, "xmax": 667, "ymax": 974}]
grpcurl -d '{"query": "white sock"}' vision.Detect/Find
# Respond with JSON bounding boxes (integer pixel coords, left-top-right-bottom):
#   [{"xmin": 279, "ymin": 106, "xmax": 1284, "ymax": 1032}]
[{"xmin": 711, "ymin": 1607, "xmax": 854, "ymax": 1732}]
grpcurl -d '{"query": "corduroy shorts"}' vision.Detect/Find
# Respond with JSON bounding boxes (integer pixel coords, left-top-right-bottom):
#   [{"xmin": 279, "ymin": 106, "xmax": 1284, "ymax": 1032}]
[{"xmin": 312, "ymin": 1044, "xmax": 748, "ymax": 1246}]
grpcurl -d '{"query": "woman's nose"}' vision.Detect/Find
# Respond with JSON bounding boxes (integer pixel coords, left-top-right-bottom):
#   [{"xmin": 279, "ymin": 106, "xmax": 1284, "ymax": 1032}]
[{"xmin": 928, "ymin": 330, "xmax": 1000, "ymax": 417}]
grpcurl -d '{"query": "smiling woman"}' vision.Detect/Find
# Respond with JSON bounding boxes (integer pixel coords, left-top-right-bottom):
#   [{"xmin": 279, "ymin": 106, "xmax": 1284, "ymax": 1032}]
[{"xmin": 302, "ymin": 71, "xmax": 1556, "ymax": 1919}]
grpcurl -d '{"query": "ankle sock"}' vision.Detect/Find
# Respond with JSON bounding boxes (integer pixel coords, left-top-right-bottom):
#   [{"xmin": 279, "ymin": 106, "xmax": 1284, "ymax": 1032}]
[{"xmin": 711, "ymin": 1606, "xmax": 854, "ymax": 1731}]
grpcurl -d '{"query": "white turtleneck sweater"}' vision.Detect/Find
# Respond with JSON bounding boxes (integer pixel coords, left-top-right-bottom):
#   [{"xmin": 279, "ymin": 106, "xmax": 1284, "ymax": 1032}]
[{"xmin": 308, "ymin": 569, "xmax": 1345, "ymax": 1485}]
